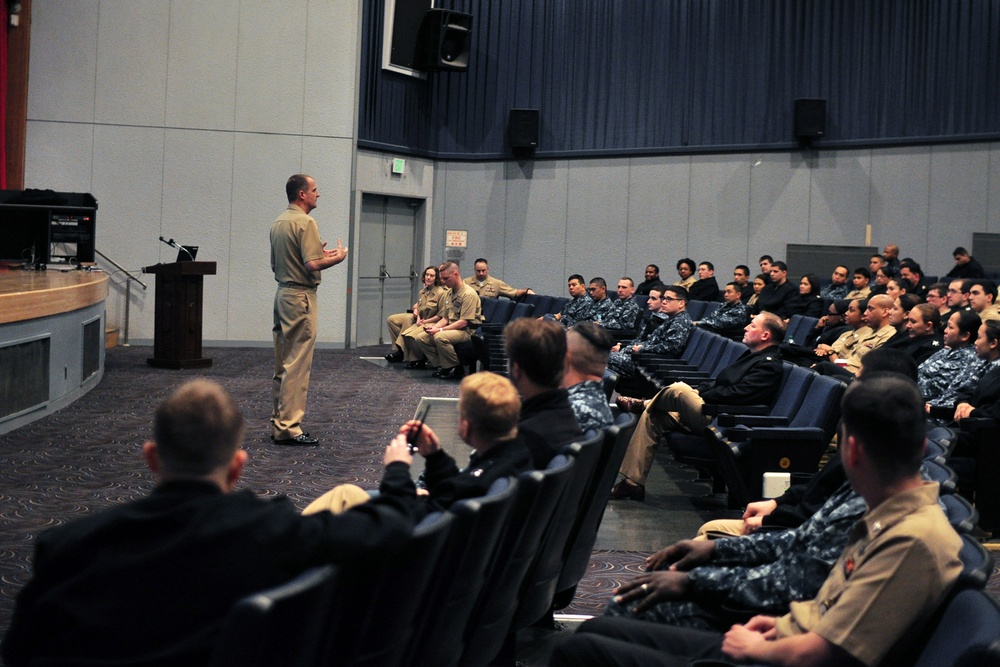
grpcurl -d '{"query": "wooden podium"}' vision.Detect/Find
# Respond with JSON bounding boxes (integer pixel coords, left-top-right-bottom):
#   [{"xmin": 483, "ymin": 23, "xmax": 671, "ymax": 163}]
[{"xmin": 144, "ymin": 261, "xmax": 217, "ymax": 369}]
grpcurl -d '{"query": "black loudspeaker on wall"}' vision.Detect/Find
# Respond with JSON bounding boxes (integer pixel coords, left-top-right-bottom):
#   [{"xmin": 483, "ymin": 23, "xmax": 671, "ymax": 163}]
[
  {"xmin": 509, "ymin": 109, "xmax": 540, "ymax": 152},
  {"xmin": 419, "ymin": 9, "xmax": 472, "ymax": 71},
  {"xmin": 794, "ymin": 98, "xmax": 826, "ymax": 141}
]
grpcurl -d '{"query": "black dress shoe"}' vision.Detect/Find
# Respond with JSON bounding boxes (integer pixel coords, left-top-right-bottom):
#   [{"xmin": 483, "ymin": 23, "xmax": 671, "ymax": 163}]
[
  {"xmin": 272, "ymin": 433, "xmax": 319, "ymax": 446},
  {"xmin": 404, "ymin": 360, "xmax": 427, "ymax": 370},
  {"xmin": 609, "ymin": 479, "xmax": 645, "ymax": 501},
  {"xmin": 384, "ymin": 350, "xmax": 404, "ymax": 363},
  {"xmin": 433, "ymin": 366, "xmax": 464, "ymax": 379}
]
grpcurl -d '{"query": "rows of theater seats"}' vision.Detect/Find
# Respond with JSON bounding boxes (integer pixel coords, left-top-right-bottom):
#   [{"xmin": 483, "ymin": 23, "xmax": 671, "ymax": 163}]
[{"xmin": 207, "ymin": 412, "xmax": 639, "ymax": 667}]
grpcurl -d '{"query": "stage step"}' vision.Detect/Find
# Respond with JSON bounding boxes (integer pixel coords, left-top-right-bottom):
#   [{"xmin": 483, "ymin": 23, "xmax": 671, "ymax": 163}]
[{"xmin": 105, "ymin": 327, "xmax": 120, "ymax": 349}]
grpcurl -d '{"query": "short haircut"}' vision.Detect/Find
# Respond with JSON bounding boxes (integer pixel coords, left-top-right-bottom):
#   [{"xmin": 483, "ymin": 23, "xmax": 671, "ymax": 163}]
[
  {"xmin": 567, "ymin": 322, "xmax": 614, "ymax": 377},
  {"xmin": 663, "ymin": 285, "xmax": 688, "ymax": 302},
  {"xmin": 853, "ymin": 267, "xmax": 871, "ymax": 280},
  {"xmin": 677, "ymin": 258, "xmax": 696, "ymax": 273},
  {"xmin": 953, "ymin": 246, "xmax": 969, "ymax": 256},
  {"xmin": 841, "ymin": 375, "xmax": 924, "ymax": 483},
  {"xmin": 735, "ymin": 265, "xmax": 750, "ymax": 276},
  {"xmin": 285, "ymin": 174, "xmax": 310, "ymax": 203},
  {"xmin": 878, "ymin": 266, "xmax": 896, "ymax": 280},
  {"xmin": 858, "ymin": 348, "xmax": 918, "ymax": 382},
  {"xmin": 153, "ymin": 380, "xmax": 244, "ymax": 476},
  {"xmin": 757, "ymin": 311, "xmax": 786, "ymax": 342},
  {"xmin": 834, "ymin": 264, "xmax": 849, "ymax": 274},
  {"xmin": 699, "ymin": 261, "xmax": 714, "ymax": 271},
  {"xmin": 911, "ymin": 303, "xmax": 940, "ymax": 329},
  {"xmin": 899, "ymin": 259, "xmax": 923, "ymax": 276},
  {"xmin": 568, "ymin": 274, "xmax": 585, "ymax": 285},
  {"xmin": 459, "ymin": 372, "xmax": 521, "ymax": 441},
  {"xmin": 440, "ymin": 261, "xmax": 460, "ymax": 274},
  {"xmin": 725, "ymin": 281, "xmax": 740, "ymax": 291},
  {"xmin": 951, "ymin": 278, "xmax": 973, "ymax": 293},
  {"xmin": 898, "ymin": 293, "xmax": 921, "ymax": 312},
  {"xmin": 830, "ymin": 299, "xmax": 850, "ymax": 316},
  {"xmin": 646, "ymin": 264, "xmax": 660, "ymax": 274},
  {"xmin": 870, "ymin": 254, "xmax": 885, "ymax": 263},
  {"xmin": 927, "ymin": 282, "xmax": 949, "ymax": 298},
  {"xmin": 474, "ymin": 257, "xmax": 489, "ymax": 266},
  {"xmin": 954, "ymin": 310, "xmax": 983, "ymax": 341},
  {"xmin": 647, "ymin": 283, "xmax": 668, "ymax": 296},
  {"xmin": 504, "ymin": 318, "xmax": 566, "ymax": 388},
  {"xmin": 971, "ymin": 279, "xmax": 998, "ymax": 304},
  {"xmin": 589, "ymin": 277, "xmax": 607, "ymax": 289},
  {"xmin": 759, "ymin": 255, "xmax": 773, "ymax": 263},
  {"xmin": 620, "ymin": 277, "xmax": 634, "ymax": 287},
  {"xmin": 771, "ymin": 260, "xmax": 787, "ymax": 272},
  {"xmin": 754, "ymin": 273, "xmax": 769, "ymax": 283}
]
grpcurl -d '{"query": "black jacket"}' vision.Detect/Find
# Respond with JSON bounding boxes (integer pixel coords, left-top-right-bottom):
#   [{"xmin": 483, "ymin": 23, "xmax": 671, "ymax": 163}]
[
  {"xmin": 697, "ymin": 345, "xmax": 784, "ymax": 406},
  {"xmin": 518, "ymin": 388, "xmax": 585, "ymax": 468},
  {"xmin": 754, "ymin": 281, "xmax": 797, "ymax": 319},
  {"xmin": 689, "ymin": 277, "xmax": 721, "ymax": 302}
]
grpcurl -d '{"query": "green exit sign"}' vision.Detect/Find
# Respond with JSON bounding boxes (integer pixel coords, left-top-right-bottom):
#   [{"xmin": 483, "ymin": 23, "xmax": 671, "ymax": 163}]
[{"xmin": 391, "ymin": 158, "xmax": 405, "ymax": 174}]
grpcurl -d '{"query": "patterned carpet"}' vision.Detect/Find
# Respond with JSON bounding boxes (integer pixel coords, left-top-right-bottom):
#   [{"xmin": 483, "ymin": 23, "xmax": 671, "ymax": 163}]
[{"xmin": 1, "ymin": 344, "xmax": 998, "ymax": 651}]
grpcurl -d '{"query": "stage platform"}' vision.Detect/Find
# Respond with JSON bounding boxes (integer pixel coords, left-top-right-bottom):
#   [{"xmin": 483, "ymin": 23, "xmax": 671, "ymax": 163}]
[{"xmin": 0, "ymin": 269, "xmax": 109, "ymax": 435}]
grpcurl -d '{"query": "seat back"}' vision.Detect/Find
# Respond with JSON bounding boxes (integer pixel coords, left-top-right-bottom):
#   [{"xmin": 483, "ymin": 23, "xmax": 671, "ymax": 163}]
[
  {"xmin": 769, "ymin": 364, "xmax": 816, "ymax": 419},
  {"xmin": 686, "ymin": 300, "xmax": 708, "ymax": 320},
  {"xmin": 459, "ymin": 456, "xmax": 576, "ymax": 667},
  {"xmin": 788, "ymin": 374, "xmax": 843, "ymax": 431},
  {"xmin": 487, "ymin": 298, "xmax": 516, "ymax": 325},
  {"xmin": 479, "ymin": 297, "xmax": 500, "ymax": 323},
  {"xmin": 407, "ymin": 478, "xmax": 520, "ymax": 667},
  {"xmin": 509, "ymin": 302, "xmax": 536, "ymax": 320},
  {"xmin": 321, "ymin": 512, "xmax": 454, "ymax": 667},
  {"xmin": 555, "ymin": 412, "xmax": 638, "ymax": 601},
  {"xmin": 700, "ymin": 301, "xmax": 721, "ymax": 318},
  {"xmin": 602, "ymin": 368, "xmax": 619, "ymax": 400},
  {"xmin": 911, "ymin": 588, "xmax": 1000, "ymax": 667},
  {"xmin": 526, "ymin": 294, "xmax": 553, "ymax": 316},
  {"xmin": 512, "ymin": 431, "xmax": 605, "ymax": 629},
  {"xmin": 548, "ymin": 297, "xmax": 570, "ymax": 315},
  {"xmin": 633, "ymin": 294, "xmax": 650, "ymax": 312},
  {"xmin": 210, "ymin": 565, "xmax": 337, "ymax": 667}
]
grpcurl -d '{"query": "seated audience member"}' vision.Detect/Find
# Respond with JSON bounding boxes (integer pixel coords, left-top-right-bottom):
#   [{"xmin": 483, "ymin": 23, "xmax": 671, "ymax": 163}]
[
  {"xmin": 674, "ymin": 258, "xmax": 697, "ymax": 291},
  {"xmin": 969, "ymin": 278, "xmax": 1000, "ymax": 323},
  {"xmin": 745, "ymin": 273, "xmax": 768, "ymax": 309},
  {"xmin": 785, "ymin": 273, "xmax": 824, "ymax": 318},
  {"xmin": 610, "ymin": 313, "xmax": 784, "ymax": 501},
  {"xmin": 758, "ymin": 255, "xmax": 773, "ymax": 277},
  {"xmin": 608, "ymin": 286, "xmax": 694, "ymax": 380},
  {"xmin": 733, "ymin": 265, "xmax": 754, "ymax": 302},
  {"xmin": 602, "ymin": 277, "xmax": 643, "ymax": 331},
  {"xmin": 870, "ymin": 265, "xmax": 892, "ymax": 295},
  {"xmin": 883, "ymin": 242, "xmax": 902, "ymax": 273},
  {"xmin": 919, "ymin": 310, "xmax": 983, "ymax": 407},
  {"xmin": 954, "ymin": 320, "xmax": 1000, "ymax": 422},
  {"xmin": 753, "ymin": 261, "xmax": 796, "ymax": 319},
  {"xmin": 812, "ymin": 298, "xmax": 868, "ymax": 364},
  {"xmin": 1, "ymin": 380, "xmax": 414, "ymax": 667},
  {"xmin": 688, "ymin": 262, "xmax": 721, "ymax": 302},
  {"xmin": 814, "ymin": 294, "xmax": 895, "ymax": 378},
  {"xmin": 844, "ymin": 267, "xmax": 872, "ymax": 300},
  {"xmin": 635, "ymin": 264, "xmax": 662, "ymax": 296},
  {"xmin": 564, "ymin": 322, "xmax": 616, "ymax": 433},
  {"xmin": 550, "ymin": 273, "xmax": 595, "ymax": 326},
  {"xmin": 946, "ymin": 246, "xmax": 985, "ymax": 279},
  {"xmin": 464, "ymin": 257, "xmax": 534, "ymax": 299},
  {"xmin": 695, "ymin": 347, "xmax": 917, "ymax": 540},
  {"xmin": 885, "ymin": 276, "xmax": 907, "ymax": 300},
  {"xmin": 406, "ymin": 260, "xmax": 483, "ymax": 379},
  {"xmin": 695, "ymin": 282, "xmax": 749, "ymax": 338},
  {"xmin": 868, "ymin": 254, "xmax": 886, "ymax": 289},
  {"xmin": 504, "ymin": 317, "xmax": 584, "ymax": 467},
  {"xmin": 819, "ymin": 265, "xmax": 850, "ymax": 301},
  {"xmin": 895, "ymin": 302, "xmax": 943, "ymax": 365},
  {"xmin": 384, "ymin": 264, "xmax": 446, "ymax": 363},
  {"xmin": 899, "ymin": 259, "xmax": 930, "ymax": 300},
  {"xmin": 315, "ymin": 372, "xmax": 533, "ymax": 521},
  {"xmin": 552, "ymin": 375, "xmax": 963, "ymax": 667},
  {"xmin": 946, "ymin": 278, "xmax": 972, "ymax": 316},
  {"xmin": 925, "ymin": 281, "xmax": 952, "ymax": 332},
  {"xmin": 803, "ymin": 299, "xmax": 850, "ymax": 347},
  {"xmin": 588, "ymin": 277, "xmax": 616, "ymax": 323}
]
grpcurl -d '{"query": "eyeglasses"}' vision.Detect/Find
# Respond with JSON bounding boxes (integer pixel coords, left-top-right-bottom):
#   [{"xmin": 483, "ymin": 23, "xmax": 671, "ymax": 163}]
[{"xmin": 661, "ymin": 296, "xmax": 683, "ymax": 302}]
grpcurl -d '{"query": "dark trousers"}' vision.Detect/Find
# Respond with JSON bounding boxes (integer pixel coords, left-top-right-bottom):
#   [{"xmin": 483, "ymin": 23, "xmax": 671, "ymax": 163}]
[{"xmin": 550, "ymin": 616, "xmax": 728, "ymax": 667}]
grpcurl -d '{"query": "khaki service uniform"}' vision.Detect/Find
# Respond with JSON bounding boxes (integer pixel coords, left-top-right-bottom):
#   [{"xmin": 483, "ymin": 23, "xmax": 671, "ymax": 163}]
[
  {"xmin": 412, "ymin": 282, "xmax": 482, "ymax": 369},
  {"xmin": 464, "ymin": 275, "xmax": 520, "ymax": 299},
  {"xmin": 386, "ymin": 285, "xmax": 447, "ymax": 355}
]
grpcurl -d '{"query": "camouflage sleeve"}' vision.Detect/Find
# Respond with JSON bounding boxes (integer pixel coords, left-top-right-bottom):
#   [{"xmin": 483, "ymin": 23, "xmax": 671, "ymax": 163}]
[{"xmin": 644, "ymin": 313, "xmax": 693, "ymax": 355}]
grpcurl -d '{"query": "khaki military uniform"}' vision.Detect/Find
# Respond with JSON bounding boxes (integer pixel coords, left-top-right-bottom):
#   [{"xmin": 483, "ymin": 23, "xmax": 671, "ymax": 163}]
[
  {"xmin": 464, "ymin": 274, "xmax": 520, "ymax": 299},
  {"xmin": 411, "ymin": 282, "xmax": 482, "ymax": 369},
  {"xmin": 386, "ymin": 285, "xmax": 447, "ymax": 353}
]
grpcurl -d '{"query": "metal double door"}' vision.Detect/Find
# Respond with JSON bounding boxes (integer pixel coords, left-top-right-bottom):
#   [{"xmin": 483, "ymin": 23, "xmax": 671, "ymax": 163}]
[{"xmin": 356, "ymin": 194, "xmax": 422, "ymax": 346}]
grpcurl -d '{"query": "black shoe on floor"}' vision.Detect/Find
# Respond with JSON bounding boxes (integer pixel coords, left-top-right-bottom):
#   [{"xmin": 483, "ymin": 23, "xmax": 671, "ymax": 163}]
[
  {"xmin": 272, "ymin": 433, "xmax": 319, "ymax": 446},
  {"xmin": 404, "ymin": 360, "xmax": 427, "ymax": 370},
  {"xmin": 433, "ymin": 366, "xmax": 464, "ymax": 380},
  {"xmin": 384, "ymin": 350, "xmax": 404, "ymax": 363}
]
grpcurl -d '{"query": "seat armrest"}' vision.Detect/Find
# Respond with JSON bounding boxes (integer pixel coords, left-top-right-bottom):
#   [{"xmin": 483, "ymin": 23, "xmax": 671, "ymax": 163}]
[{"xmin": 716, "ymin": 414, "xmax": 791, "ymax": 428}]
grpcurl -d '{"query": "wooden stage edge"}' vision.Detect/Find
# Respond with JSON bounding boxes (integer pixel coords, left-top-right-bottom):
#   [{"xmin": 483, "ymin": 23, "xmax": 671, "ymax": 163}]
[{"xmin": 0, "ymin": 268, "xmax": 110, "ymax": 324}]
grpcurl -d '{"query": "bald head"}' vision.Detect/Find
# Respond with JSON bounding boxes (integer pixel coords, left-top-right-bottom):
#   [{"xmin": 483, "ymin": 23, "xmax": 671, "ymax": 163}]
[{"xmin": 864, "ymin": 294, "xmax": 894, "ymax": 329}]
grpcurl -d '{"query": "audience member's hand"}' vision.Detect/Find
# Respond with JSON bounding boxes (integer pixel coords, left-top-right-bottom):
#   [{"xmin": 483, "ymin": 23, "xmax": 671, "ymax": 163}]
[
  {"xmin": 742, "ymin": 499, "xmax": 778, "ymax": 522},
  {"xmin": 384, "ymin": 434, "xmax": 413, "ymax": 466},
  {"xmin": 611, "ymin": 343, "xmax": 621, "ymax": 352},
  {"xmin": 742, "ymin": 515, "xmax": 765, "ymax": 534},
  {"xmin": 722, "ymin": 616, "xmax": 776, "ymax": 660},
  {"xmin": 645, "ymin": 539, "xmax": 715, "ymax": 571},
  {"xmin": 954, "ymin": 402, "xmax": 975, "ymax": 421},
  {"xmin": 613, "ymin": 571, "xmax": 690, "ymax": 613},
  {"xmin": 398, "ymin": 420, "xmax": 441, "ymax": 457}
]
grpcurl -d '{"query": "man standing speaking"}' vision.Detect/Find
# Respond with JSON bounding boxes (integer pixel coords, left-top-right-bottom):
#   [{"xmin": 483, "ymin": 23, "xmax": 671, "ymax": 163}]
[{"xmin": 270, "ymin": 174, "xmax": 348, "ymax": 445}]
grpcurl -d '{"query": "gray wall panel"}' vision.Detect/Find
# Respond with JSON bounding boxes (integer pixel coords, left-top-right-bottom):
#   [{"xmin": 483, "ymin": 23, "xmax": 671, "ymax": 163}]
[
  {"xmin": 690, "ymin": 155, "xmax": 751, "ymax": 275},
  {"xmin": 869, "ymin": 146, "xmax": 931, "ymax": 269},
  {"xmin": 566, "ymin": 158, "xmax": 630, "ymax": 283},
  {"xmin": 504, "ymin": 160, "xmax": 569, "ymax": 294},
  {"xmin": 808, "ymin": 150, "xmax": 872, "ymax": 246},
  {"xmin": 626, "ymin": 156, "xmax": 690, "ymax": 282},
  {"xmin": 748, "ymin": 152, "xmax": 810, "ymax": 267},
  {"xmin": 927, "ymin": 145, "xmax": 991, "ymax": 277}
]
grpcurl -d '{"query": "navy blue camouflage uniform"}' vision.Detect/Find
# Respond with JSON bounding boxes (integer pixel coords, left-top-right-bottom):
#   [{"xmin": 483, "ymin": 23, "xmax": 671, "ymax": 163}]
[
  {"xmin": 558, "ymin": 294, "xmax": 596, "ymax": 327},
  {"xmin": 567, "ymin": 380, "xmax": 615, "ymax": 434},
  {"xmin": 918, "ymin": 346, "xmax": 979, "ymax": 403},
  {"xmin": 608, "ymin": 312, "xmax": 694, "ymax": 378}
]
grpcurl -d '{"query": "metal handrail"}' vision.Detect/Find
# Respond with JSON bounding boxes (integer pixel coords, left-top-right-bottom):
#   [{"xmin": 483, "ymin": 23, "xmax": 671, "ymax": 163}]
[{"xmin": 95, "ymin": 249, "xmax": 146, "ymax": 346}]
